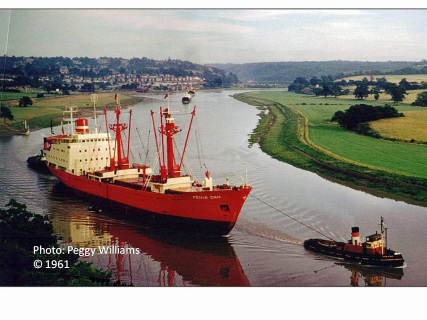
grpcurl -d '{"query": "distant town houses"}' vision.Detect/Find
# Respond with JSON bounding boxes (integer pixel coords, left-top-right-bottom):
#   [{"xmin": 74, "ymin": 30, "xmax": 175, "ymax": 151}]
[{"xmin": 1, "ymin": 56, "xmax": 238, "ymax": 94}]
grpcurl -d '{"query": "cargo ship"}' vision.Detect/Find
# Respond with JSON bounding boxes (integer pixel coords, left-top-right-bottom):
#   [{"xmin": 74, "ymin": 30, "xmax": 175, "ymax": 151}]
[
  {"xmin": 43, "ymin": 95, "xmax": 251, "ymax": 235},
  {"xmin": 304, "ymin": 217, "xmax": 404, "ymax": 267}
]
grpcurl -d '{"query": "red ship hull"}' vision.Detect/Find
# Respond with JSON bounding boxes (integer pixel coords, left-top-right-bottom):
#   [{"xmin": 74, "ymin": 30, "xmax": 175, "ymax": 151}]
[{"xmin": 49, "ymin": 166, "xmax": 251, "ymax": 235}]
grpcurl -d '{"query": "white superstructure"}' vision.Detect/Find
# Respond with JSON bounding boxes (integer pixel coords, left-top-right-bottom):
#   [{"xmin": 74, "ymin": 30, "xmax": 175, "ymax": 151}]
[{"xmin": 45, "ymin": 132, "xmax": 112, "ymax": 175}]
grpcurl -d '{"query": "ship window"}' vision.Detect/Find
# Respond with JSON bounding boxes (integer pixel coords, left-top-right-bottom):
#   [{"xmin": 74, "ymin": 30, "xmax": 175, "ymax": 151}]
[
  {"xmin": 220, "ymin": 205, "xmax": 230, "ymax": 211},
  {"xmin": 79, "ymin": 150, "xmax": 81, "ymax": 153},
  {"xmin": 98, "ymin": 148, "xmax": 100, "ymax": 151},
  {"xmin": 85, "ymin": 150, "xmax": 87, "ymax": 152}
]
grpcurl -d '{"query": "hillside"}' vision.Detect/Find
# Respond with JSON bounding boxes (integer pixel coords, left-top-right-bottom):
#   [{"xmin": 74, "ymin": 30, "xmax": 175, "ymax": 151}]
[
  {"xmin": 0, "ymin": 56, "xmax": 238, "ymax": 92},
  {"xmin": 212, "ymin": 60, "xmax": 427, "ymax": 84}
]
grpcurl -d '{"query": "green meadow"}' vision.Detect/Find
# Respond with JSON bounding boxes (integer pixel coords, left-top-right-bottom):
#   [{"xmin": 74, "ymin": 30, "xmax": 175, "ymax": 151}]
[
  {"xmin": 1, "ymin": 92, "xmax": 143, "ymax": 135},
  {"xmin": 235, "ymin": 90, "xmax": 427, "ymax": 204},
  {"xmin": 310, "ymin": 125, "xmax": 427, "ymax": 179}
]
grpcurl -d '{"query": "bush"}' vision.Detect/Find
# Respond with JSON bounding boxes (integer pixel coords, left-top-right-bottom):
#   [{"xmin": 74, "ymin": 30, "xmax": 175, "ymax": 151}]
[
  {"xmin": 412, "ymin": 92, "xmax": 427, "ymax": 107},
  {"xmin": 18, "ymin": 96, "xmax": 33, "ymax": 107}
]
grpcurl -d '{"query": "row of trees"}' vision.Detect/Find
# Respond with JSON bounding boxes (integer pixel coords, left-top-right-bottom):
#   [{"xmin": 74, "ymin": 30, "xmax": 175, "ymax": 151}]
[
  {"xmin": 353, "ymin": 81, "xmax": 407, "ymax": 102},
  {"xmin": 331, "ymin": 104, "xmax": 403, "ymax": 131},
  {"xmin": 289, "ymin": 75, "xmax": 414, "ymax": 102}
]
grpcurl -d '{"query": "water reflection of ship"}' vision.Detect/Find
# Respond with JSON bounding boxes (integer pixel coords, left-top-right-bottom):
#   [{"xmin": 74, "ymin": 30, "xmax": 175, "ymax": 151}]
[
  {"xmin": 51, "ymin": 207, "xmax": 249, "ymax": 286},
  {"xmin": 337, "ymin": 262, "xmax": 404, "ymax": 287},
  {"xmin": 104, "ymin": 225, "xmax": 250, "ymax": 286}
]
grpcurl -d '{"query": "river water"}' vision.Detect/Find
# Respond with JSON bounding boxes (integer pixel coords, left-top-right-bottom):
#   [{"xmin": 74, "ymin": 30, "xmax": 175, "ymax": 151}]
[{"xmin": 1, "ymin": 90, "xmax": 426, "ymax": 286}]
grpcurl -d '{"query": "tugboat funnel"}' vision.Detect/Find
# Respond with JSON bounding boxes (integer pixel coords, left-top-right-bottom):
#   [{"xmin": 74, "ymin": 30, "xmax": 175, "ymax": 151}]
[{"xmin": 351, "ymin": 227, "xmax": 360, "ymax": 245}]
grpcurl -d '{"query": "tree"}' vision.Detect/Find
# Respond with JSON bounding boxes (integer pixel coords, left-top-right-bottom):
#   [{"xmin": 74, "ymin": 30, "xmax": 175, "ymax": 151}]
[
  {"xmin": 320, "ymin": 83, "xmax": 331, "ymax": 97},
  {"xmin": 371, "ymin": 87, "xmax": 381, "ymax": 101},
  {"xmin": 288, "ymin": 77, "xmax": 310, "ymax": 92},
  {"xmin": 0, "ymin": 199, "xmax": 116, "ymax": 286},
  {"xmin": 354, "ymin": 83, "xmax": 369, "ymax": 100},
  {"xmin": 398, "ymin": 78, "xmax": 411, "ymax": 90},
  {"xmin": 331, "ymin": 84, "xmax": 343, "ymax": 97},
  {"xmin": 385, "ymin": 83, "xmax": 407, "ymax": 103},
  {"xmin": 375, "ymin": 77, "xmax": 389, "ymax": 89},
  {"xmin": 310, "ymin": 76, "xmax": 321, "ymax": 86},
  {"xmin": 412, "ymin": 91, "xmax": 427, "ymax": 107},
  {"xmin": 0, "ymin": 105, "xmax": 14, "ymax": 123},
  {"xmin": 18, "ymin": 96, "xmax": 33, "ymax": 107}
]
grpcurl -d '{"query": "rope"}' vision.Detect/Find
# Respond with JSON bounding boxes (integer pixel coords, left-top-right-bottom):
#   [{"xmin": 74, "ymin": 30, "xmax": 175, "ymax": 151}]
[
  {"xmin": 122, "ymin": 130, "xmax": 138, "ymax": 163},
  {"xmin": 194, "ymin": 116, "xmax": 208, "ymax": 171},
  {"xmin": 145, "ymin": 128, "xmax": 151, "ymax": 165},
  {"xmin": 248, "ymin": 193, "xmax": 335, "ymax": 241},
  {"xmin": 173, "ymin": 138, "xmax": 195, "ymax": 179}
]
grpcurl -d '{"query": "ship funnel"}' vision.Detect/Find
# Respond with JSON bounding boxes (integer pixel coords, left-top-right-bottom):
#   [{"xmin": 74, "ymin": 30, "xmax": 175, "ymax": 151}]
[
  {"xmin": 75, "ymin": 118, "xmax": 89, "ymax": 134},
  {"xmin": 351, "ymin": 227, "xmax": 360, "ymax": 245}
]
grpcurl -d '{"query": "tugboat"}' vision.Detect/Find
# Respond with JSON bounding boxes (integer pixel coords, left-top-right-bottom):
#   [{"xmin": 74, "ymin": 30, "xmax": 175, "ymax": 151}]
[
  {"xmin": 188, "ymin": 86, "xmax": 195, "ymax": 96},
  {"xmin": 27, "ymin": 149, "xmax": 50, "ymax": 174},
  {"xmin": 182, "ymin": 90, "xmax": 191, "ymax": 104},
  {"xmin": 304, "ymin": 217, "xmax": 404, "ymax": 267}
]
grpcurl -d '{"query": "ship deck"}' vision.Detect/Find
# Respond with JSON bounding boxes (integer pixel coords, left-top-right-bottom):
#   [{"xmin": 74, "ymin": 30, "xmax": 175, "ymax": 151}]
[{"xmin": 113, "ymin": 177, "xmax": 238, "ymax": 193}]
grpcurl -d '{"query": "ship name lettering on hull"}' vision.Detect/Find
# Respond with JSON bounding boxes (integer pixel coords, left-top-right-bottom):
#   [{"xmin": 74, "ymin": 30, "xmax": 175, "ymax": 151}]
[{"xmin": 193, "ymin": 195, "xmax": 221, "ymax": 200}]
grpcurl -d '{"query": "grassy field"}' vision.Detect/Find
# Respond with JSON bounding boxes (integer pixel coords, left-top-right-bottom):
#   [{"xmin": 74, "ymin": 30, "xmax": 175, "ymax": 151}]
[
  {"xmin": 310, "ymin": 125, "xmax": 427, "ymax": 178},
  {"xmin": 247, "ymin": 91, "xmax": 427, "ymax": 178},
  {"xmin": 234, "ymin": 90, "xmax": 427, "ymax": 204},
  {"xmin": 0, "ymin": 88, "xmax": 48, "ymax": 101},
  {"xmin": 0, "ymin": 92, "xmax": 144, "ymax": 135},
  {"xmin": 370, "ymin": 110, "xmax": 427, "ymax": 142},
  {"xmin": 340, "ymin": 74, "xmax": 427, "ymax": 84},
  {"xmin": 245, "ymin": 91, "xmax": 423, "ymax": 123}
]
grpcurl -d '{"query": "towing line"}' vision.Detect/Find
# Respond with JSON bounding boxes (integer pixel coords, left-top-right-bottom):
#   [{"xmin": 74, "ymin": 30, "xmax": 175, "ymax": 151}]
[{"xmin": 248, "ymin": 193, "xmax": 335, "ymax": 241}]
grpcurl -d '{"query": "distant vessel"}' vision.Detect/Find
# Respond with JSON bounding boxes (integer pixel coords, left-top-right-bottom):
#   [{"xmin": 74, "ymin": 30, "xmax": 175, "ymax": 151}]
[
  {"xmin": 42, "ymin": 95, "xmax": 251, "ymax": 235},
  {"xmin": 182, "ymin": 91, "xmax": 191, "ymax": 104},
  {"xmin": 188, "ymin": 86, "xmax": 195, "ymax": 96},
  {"xmin": 304, "ymin": 217, "xmax": 404, "ymax": 267},
  {"xmin": 21, "ymin": 120, "xmax": 30, "ymax": 136}
]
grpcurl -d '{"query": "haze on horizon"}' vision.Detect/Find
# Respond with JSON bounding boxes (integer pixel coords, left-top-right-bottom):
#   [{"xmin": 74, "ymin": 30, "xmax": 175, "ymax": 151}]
[{"xmin": 0, "ymin": 9, "xmax": 426, "ymax": 64}]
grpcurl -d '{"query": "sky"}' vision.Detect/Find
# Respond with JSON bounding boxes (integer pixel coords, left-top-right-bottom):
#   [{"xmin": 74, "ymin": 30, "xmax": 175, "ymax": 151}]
[{"xmin": 0, "ymin": 9, "xmax": 426, "ymax": 64}]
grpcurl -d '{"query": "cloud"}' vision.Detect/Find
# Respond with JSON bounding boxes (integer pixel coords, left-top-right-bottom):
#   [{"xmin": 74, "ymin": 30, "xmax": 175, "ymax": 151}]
[
  {"xmin": 218, "ymin": 9, "xmax": 369, "ymax": 21},
  {"xmin": 75, "ymin": 10, "xmax": 253, "ymax": 34}
]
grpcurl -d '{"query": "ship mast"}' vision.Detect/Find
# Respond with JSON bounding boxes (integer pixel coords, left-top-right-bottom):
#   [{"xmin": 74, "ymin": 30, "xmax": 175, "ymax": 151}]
[
  {"xmin": 91, "ymin": 94, "xmax": 98, "ymax": 134},
  {"xmin": 151, "ymin": 105, "xmax": 196, "ymax": 180},
  {"xmin": 380, "ymin": 216, "xmax": 386, "ymax": 255},
  {"xmin": 63, "ymin": 105, "xmax": 78, "ymax": 135},
  {"xmin": 106, "ymin": 94, "xmax": 131, "ymax": 170}
]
